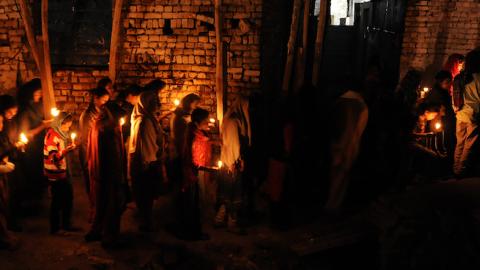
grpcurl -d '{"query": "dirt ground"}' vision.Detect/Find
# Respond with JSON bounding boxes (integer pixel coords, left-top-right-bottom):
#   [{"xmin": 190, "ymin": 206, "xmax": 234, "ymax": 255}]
[{"xmin": 0, "ymin": 176, "xmax": 305, "ymax": 270}]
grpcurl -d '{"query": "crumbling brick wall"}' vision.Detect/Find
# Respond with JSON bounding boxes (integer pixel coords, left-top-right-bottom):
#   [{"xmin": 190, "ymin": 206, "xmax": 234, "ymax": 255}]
[
  {"xmin": 400, "ymin": 0, "xmax": 480, "ymax": 80},
  {"xmin": 0, "ymin": 0, "xmax": 262, "ymax": 117}
]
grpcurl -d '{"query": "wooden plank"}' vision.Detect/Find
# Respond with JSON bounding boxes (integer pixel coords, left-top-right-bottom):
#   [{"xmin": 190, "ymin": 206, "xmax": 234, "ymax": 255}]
[
  {"xmin": 41, "ymin": 0, "xmax": 56, "ymax": 118},
  {"xmin": 312, "ymin": 0, "xmax": 329, "ymax": 87},
  {"xmin": 293, "ymin": 0, "xmax": 311, "ymax": 92},
  {"xmin": 18, "ymin": 0, "xmax": 41, "ymax": 70},
  {"xmin": 282, "ymin": 0, "xmax": 303, "ymax": 94},
  {"xmin": 215, "ymin": 0, "xmax": 225, "ymax": 127},
  {"xmin": 109, "ymin": 0, "xmax": 124, "ymax": 83}
]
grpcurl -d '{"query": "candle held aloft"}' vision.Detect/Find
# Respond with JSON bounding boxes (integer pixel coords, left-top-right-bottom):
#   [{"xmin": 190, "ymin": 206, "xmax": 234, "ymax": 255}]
[
  {"xmin": 20, "ymin": 133, "xmax": 28, "ymax": 144},
  {"xmin": 51, "ymin": 107, "xmax": 60, "ymax": 117}
]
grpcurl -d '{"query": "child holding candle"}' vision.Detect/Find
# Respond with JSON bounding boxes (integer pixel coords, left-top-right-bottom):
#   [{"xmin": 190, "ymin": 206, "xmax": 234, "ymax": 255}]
[{"xmin": 43, "ymin": 112, "xmax": 77, "ymax": 234}]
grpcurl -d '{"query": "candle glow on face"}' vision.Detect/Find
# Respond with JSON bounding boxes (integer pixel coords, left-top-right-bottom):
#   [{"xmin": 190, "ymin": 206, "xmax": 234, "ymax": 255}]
[
  {"xmin": 174, "ymin": 99, "xmax": 180, "ymax": 107},
  {"xmin": 20, "ymin": 133, "xmax": 28, "ymax": 144},
  {"xmin": 51, "ymin": 107, "xmax": 60, "ymax": 117},
  {"xmin": 120, "ymin": 117, "xmax": 126, "ymax": 126}
]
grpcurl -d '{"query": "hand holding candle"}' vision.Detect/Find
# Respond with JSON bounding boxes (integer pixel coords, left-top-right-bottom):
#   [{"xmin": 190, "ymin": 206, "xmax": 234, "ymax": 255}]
[{"xmin": 51, "ymin": 107, "xmax": 60, "ymax": 117}]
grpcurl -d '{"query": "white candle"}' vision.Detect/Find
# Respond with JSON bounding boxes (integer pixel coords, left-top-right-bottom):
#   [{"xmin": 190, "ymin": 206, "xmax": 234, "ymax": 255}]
[
  {"xmin": 70, "ymin": 132, "xmax": 77, "ymax": 144},
  {"xmin": 20, "ymin": 133, "xmax": 28, "ymax": 144},
  {"xmin": 51, "ymin": 107, "xmax": 60, "ymax": 117}
]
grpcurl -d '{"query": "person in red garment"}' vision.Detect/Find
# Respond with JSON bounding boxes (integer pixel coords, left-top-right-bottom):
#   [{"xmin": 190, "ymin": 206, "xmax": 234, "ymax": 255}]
[
  {"xmin": 178, "ymin": 108, "xmax": 211, "ymax": 241},
  {"xmin": 85, "ymin": 88, "xmax": 126, "ymax": 248}
]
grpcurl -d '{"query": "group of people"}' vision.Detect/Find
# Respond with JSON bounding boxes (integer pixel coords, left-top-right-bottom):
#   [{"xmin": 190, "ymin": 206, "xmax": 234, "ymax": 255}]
[{"xmin": 0, "ymin": 77, "xmax": 254, "ymax": 249}]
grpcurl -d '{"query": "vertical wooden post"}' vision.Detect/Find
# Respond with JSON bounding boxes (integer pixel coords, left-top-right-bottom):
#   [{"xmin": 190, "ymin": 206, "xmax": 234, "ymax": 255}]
[
  {"xmin": 41, "ymin": 0, "xmax": 56, "ymax": 118},
  {"xmin": 282, "ymin": 0, "xmax": 303, "ymax": 94},
  {"xmin": 18, "ymin": 0, "xmax": 41, "ymax": 69},
  {"xmin": 312, "ymin": 0, "xmax": 329, "ymax": 87},
  {"xmin": 293, "ymin": 0, "xmax": 311, "ymax": 92},
  {"xmin": 215, "ymin": 0, "xmax": 225, "ymax": 127},
  {"xmin": 109, "ymin": 0, "xmax": 124, "ymax": 83}
]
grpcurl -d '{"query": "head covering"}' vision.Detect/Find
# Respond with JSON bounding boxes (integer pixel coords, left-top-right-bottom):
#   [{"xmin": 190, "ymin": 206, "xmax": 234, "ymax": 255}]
[
  {"xmin": 220, "ymin": 96, "xmax": 251, "ymax": 169},
  {"xmin": 129, "ymin": 91, "xmax": 159, "ymax": 154},
  {"xmin": 52, "ymin": 111, "xmax": 72, "ymax": 141}
]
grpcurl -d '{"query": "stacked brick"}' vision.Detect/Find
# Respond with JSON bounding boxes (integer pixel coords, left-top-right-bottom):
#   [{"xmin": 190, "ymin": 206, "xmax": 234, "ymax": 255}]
[
  {"xmin": 0, "ymin": 0, "xmax": 262, "ymax": 117},
  {"xmin": 400, "ymin": 0, "xmax": 480, "ymax": 78}
]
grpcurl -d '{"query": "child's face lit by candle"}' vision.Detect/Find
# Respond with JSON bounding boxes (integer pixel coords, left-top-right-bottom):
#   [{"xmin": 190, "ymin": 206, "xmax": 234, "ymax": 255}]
[
  {"xmin": 198, "ymin": 118, "xmax": 210, "ymax": 131},
  {"xmin": 60, "ymin": 121, "xmax": 73, "ymax": 132}
]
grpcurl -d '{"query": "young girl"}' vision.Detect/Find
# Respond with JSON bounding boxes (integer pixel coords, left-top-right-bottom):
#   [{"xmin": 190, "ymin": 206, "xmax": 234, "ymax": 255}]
[
  {"xmin": 43, "ymin": 112, "xmax": 76, "ymax": 234},
  {"xmin": 179, "ymin": 108, "xmax": 211, "ymax": 241}
]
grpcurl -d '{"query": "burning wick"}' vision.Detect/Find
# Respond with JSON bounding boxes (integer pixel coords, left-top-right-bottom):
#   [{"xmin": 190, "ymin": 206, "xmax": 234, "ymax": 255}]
[
  {"xmin": 119, "ymin": 117, "xmax": 126, "ymax": 126},
  {"xmin": 217, "ymin": 160, "xmax": 223, "ymax": 169},
  {"xmin": 70, "ymin": 132, "xmax": 77, "ymax": 145},
  {"xmin": 435, "ymin": 122, "xmax": 442, "ymax": 130},
  {"xmin": 51, "ymin": 107, "xmax": 60, "ymax": 117},
  {"xmin": 209, "ymin": 118, "xmax": 216, "ymax": 124},
  {"xmin": 423, "ymin": 87, "xmax": 430, "ymax": 93},
  {"xmin": 20, "ymin": 133, "xmax": 28, "ymax": 144},
  {"xmin": 174, "ymin": 99, "xmax": 180, "ymax": 107}
]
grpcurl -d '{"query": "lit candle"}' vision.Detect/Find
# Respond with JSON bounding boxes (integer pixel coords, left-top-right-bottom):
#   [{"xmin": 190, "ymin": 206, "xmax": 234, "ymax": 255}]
[
  {"xmin": 119, "ymin": 117, "xmax": 126, "ymax": 126},
  {"xmin": 70, "ymin": 132, "xmax": 77, "ymax": 145},
  {"xmin": 51, "ymin": 107, "xmax": 60, "ymax": 117},
  {"xmin": 423, "ymin": 87, "xmax": 430, "ymax": 93},
  {"xmin": 217, "ymin": 160, "xmax": 223, "ymax": 169},
  {"xmin": 435, "ymin": 122, "xmax": 442, "ymax": 130},
  {"xmin": 20, "ymin": 133, "xmax": 28, "ymax": 144},
  {"xmin": 174, "ymin": 99, "xmax": 180, "ymax": 107},
  {"xmin": 209, "ymin": 118, "xmax": 216, "ymax": 124}
]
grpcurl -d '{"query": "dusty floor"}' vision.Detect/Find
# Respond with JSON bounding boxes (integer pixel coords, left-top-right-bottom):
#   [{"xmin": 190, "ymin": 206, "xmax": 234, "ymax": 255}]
[{"xmin": 0, "ymin": 177, "xmax": 307, "ymax": 270}]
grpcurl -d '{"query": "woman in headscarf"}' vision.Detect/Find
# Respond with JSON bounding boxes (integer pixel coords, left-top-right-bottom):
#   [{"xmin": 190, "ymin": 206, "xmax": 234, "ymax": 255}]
[
  {"xmin": 129, "ymin": 90, "xmax": 163, "ymax": 232},
  {"xmin": 43, "ymin": 112, "xmax": 76, "ymax": 234},
  {"xmin": 79, "ymin": 88, "xmax": 110, "ymax": 221},
  {"xmin": 17, "ymin": 78, "xmax": 51, "ymax": 199},
  {"xmin": 216, "ymin": 96, "xmax": 251, "ymax": 233},
  {"xmin": 85, "ymin": 88, "xmax": 126, "ymax": 248},
  {"xmin": 169, "ymin": 94, "xmax": 200, "ymax": 185}
]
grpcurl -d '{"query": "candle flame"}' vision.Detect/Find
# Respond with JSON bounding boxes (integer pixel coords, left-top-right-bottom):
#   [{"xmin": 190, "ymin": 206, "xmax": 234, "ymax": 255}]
[
  {"xmin": 20, "ymin": 133, "xmax": 28, "ymax": 144},
  {"xmin": 209, "ymin": 118, "xmax": 216, "ymax": 123},
  {"xmin": 423, "ymin": 87, "xmax": 430, "ymax": 92},
  {"xmin": 217, "ymin": 160, "xmax": 223, "ymax": 168},
  {"xmin": 435, "ymin": 122, "xmax": 442, "ymax": 130},
  {"xmin": 70, "ymin": 132, "xmax": 77, "ymax": 140},
  {"xmin": 120, "ymin": 117, "xmax": 126, "ymax": 126},
  {"xmin": 51, "ymin": 107, "xmax": 60, "ymax": 117},
  {"xmin": 174, "ymin": 99, "xmax": 180, "ymax": 107}
]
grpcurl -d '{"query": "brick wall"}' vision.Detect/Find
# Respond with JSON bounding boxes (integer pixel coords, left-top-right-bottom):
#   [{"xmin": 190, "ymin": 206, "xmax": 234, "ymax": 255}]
[
  {"xmin": 401, "ymin": 0, "xmax": 480, "ymax": 80},
  {"xmin": 0, "ymin": 0, "xmax": 262, "ymax": 117}
]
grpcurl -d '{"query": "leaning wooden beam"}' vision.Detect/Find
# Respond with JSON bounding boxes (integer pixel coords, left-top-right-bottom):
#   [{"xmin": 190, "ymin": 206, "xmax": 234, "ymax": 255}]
[
  {"xmin": 109, "ymin": 0, "xmax": 124, "ymax": 83},
  {"xmin": 18, "ymin": 0, "xmax": 41, "ymax": 70},
  {"xmin": 293, "ymin": 0, "xmax": 311, "ymax": 92},
  {"xmin": 282, "ymin": 0, "xmax": 303, "ymax": 94},
  {"xmin": 215, "ymin": 0, "xmax": 225, "ymax": 127},
  {"xmin": 41, "ymin": 0, "xmax": 56, "ymax": 117},
  {"xmin": 312, "ymin": 0, "xmax": 329, "ymax": 87}
]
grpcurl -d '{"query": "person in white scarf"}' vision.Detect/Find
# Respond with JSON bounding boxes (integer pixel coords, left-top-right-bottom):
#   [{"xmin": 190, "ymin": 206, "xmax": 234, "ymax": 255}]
[{"xmin": 216, "ymin": 96, "xmax": 251, "ymax": 233}]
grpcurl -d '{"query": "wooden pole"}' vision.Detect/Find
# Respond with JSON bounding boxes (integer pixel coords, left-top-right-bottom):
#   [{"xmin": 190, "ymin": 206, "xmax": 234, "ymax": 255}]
[
  {"xmin": 215, "ymin": 0, "xmax": 225, "ymax": 127},
  {"xmin": 109, "ymin": 0, "xmax": 124, "ymax": 83},
  {"xmin": 282, "ymin": 0, "xmax": 303, "ymax": 94},
  {"xmin": 41, "ymin": 0, "xmax": 56, "ymax": 118},
  {"xmin": 18, "ymin": 0, "xmax": 41, "ymax": 70},
  {"xmin": 293, "ymin": 0, "xmax": 311, "ymax": 92},
  {"xmin": 312, "ymin": 0, "xmax": 329, "ymax": 87}
]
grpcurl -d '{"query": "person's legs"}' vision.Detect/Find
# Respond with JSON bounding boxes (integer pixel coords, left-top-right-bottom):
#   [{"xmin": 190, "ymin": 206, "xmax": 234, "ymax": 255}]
[
  {"xmin": 461, "ymin": 123, "xmax": 480, "ymax": 176},
  {"xmin": 49, "ymin": 181, "xmax": 61, "ymax": 234},
  {"xmin": 454, "ymin": 121, "xmax": 468, "ymax": 175},
  {"xmin": 62, "ymin": 180, "xmax": 73, "ymax": 229}
]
